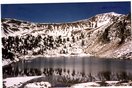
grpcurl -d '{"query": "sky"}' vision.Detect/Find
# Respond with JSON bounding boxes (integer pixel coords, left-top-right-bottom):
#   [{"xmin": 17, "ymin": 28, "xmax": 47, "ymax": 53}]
[{"xmin": 1, "ymin": 2, "xmax": 131, "ymax": 23}]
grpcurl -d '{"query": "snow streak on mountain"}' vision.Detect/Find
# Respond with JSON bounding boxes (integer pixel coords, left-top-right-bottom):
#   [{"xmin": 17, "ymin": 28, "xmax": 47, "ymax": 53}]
[{"xmin": 1, "ymin": 12, "xmax": 132, "ymax": 64}]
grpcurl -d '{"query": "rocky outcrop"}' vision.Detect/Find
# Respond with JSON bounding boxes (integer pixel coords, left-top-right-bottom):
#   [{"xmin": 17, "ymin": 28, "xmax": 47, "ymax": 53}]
[{"xmin": 84, "ymin": 13, "xmax": 131, "ymax": 59}]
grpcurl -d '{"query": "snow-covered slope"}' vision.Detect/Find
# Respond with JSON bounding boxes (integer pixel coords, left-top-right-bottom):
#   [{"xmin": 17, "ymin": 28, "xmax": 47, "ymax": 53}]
[
  {"xmin": 1, "ymin": 12, "xmax": 132, "ymax": 62},
  {"xmin": 1, "ymin": 12, "xmax": 122, "ymax": 37}
]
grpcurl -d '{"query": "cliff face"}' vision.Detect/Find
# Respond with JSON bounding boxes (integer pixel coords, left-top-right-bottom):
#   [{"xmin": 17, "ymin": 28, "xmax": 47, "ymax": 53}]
[
  {"xmin": 1, "ymin": 12, "xmax": 132, "ymax": 61},
  {"xmin": 84, "ymin": 13, "xmax": 131, "ymax": 59}
]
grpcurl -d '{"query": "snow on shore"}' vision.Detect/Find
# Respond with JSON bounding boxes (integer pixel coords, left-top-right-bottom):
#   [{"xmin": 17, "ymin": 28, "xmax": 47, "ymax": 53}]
[
  {"xmin": 71, "ymin": 81, "xmax": 132, "ymax": 88},
  {"xmin": 25, "ymin": 81, "xmax": 51, "ymax": 88},
  {"xmin": 3, "ymin": 76, "xmax": 132, "ymax": 88},
  {"xmin": 3, "ymin": 76, "xmax": 42, "ymax": 88},
  {"xmin": 2, "ymin": 59, "xmax": 13, "ymax": 66}
]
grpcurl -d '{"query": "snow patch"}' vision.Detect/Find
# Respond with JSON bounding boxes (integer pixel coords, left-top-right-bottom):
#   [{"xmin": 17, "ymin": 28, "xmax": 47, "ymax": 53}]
[{"xmin": 3, "ymin": 76, "xmax": 42, "ymax": 88}]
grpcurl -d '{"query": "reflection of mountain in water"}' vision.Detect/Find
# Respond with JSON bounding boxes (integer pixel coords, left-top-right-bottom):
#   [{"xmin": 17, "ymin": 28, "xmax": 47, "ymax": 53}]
[
  {"xmin": 3, "ymin": 57, "xmax": 132, "ymax": 82},
  {"xmin": 3, "ymin": 66, "xmax": 132, "ymax": 87}
]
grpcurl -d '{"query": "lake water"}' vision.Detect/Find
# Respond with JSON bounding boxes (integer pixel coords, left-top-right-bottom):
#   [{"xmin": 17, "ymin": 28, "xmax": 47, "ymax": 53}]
[{"xmin": 3, "ymin": 56, "xmax": 132, "ymax": 86}]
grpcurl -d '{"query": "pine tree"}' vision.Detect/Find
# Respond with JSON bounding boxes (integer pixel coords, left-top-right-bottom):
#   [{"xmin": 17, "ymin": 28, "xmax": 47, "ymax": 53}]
[
  {"xmin": 81, "ymin": 40, "xmax": 85, "ymax": 46},
  {"xmin": 67, "ymin": 37, "xmax": 70, "ymax": 41},
  {"xmin": 81, "ymin": 33, "xmax": 84, "ymax": 39},
  {"xmin": 72, "ymin": 36, "xmax": 75, "ymax": 43}
]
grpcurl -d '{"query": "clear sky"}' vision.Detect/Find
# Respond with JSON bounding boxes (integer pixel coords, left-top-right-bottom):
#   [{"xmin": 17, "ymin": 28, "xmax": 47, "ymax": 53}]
[{"xmin": 1, "ymin": 2, "xmax": 131, "ymax": 23}]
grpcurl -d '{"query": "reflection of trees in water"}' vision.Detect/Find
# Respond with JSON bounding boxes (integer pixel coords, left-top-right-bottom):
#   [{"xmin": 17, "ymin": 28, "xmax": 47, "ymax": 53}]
[
  {"xmin": 97, "ymin": 71, "xmax": 132, "ymax": 81},
  {"xmin": 3, "ymin": 65, "xmax": 132, "ymax": 82},
  {"xmin": 97, "ymin": 71, "xmax": 111, "ymax": 81}
]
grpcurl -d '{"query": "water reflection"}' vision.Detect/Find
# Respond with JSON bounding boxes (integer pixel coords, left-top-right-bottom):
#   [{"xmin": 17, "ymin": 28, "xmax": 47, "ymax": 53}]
[{"xmin": 3, "ymin": 56, "xmax": 132, "ymax": 82}]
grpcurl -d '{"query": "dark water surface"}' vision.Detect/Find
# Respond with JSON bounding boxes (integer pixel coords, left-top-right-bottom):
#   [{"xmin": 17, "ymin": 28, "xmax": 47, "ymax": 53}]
[
  {"xmin": 3, "ymin": 56, "xmax": 132, "ymax": 86},
  {"xmin": 18, "ymin": 56, "xmax": 132, "ymax": 74}
]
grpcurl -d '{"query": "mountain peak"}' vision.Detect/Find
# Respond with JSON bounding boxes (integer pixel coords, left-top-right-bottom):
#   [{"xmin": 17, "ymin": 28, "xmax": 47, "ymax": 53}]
[
  {"xmin": 96, "ymin": 12, "xmax": 122, "ymax": 17},
  {"xmin": 106, "ymin": 12, "xmax": 122, "ymax": 16}
]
